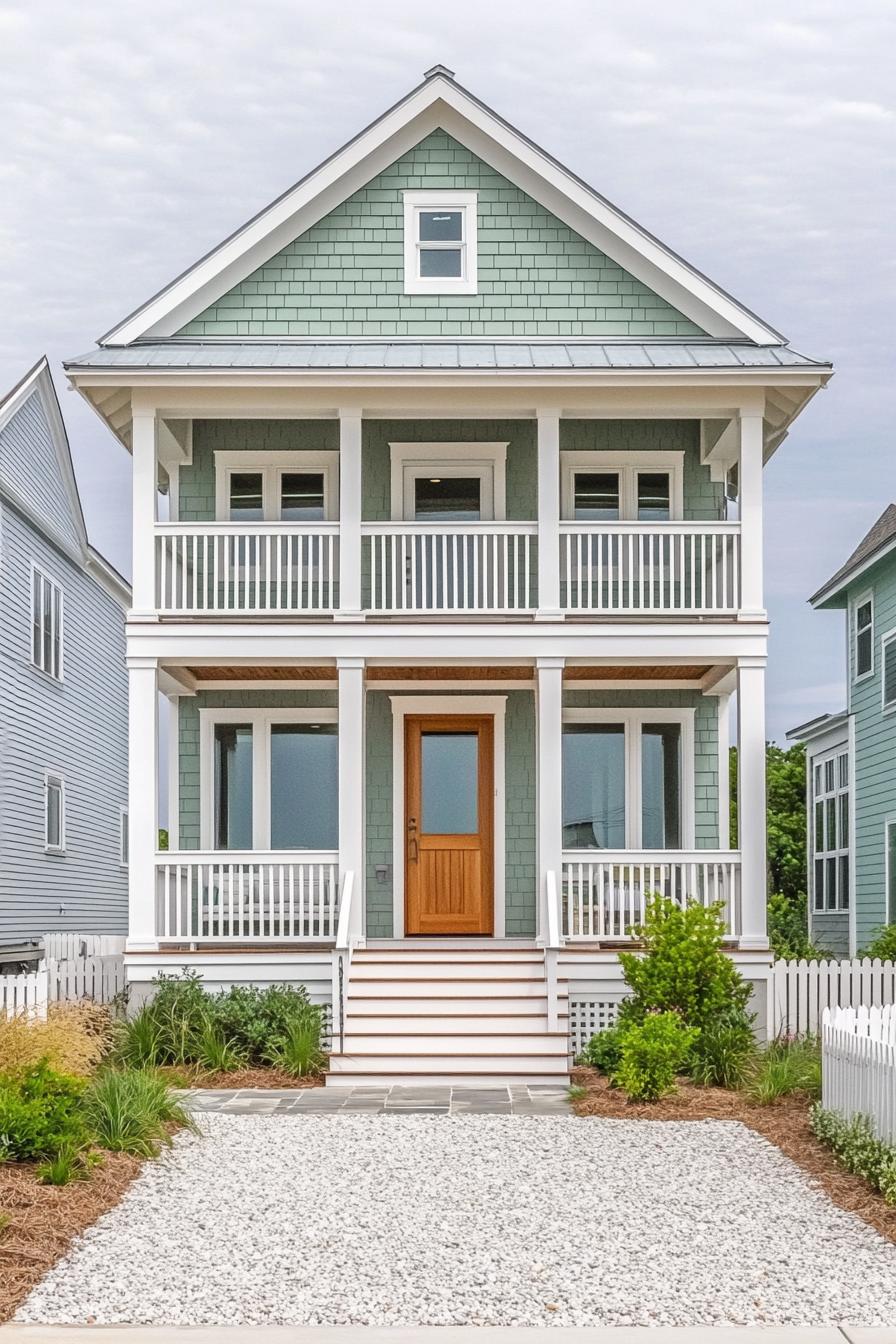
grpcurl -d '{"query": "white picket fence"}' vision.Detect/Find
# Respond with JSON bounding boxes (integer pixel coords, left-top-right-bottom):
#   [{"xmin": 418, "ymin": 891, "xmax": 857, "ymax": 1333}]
[
  {"xmin": 42, "ymin": 933, "xmax": 126, "ymax": 961},
  {"xmin": 772, "ymin": 957, "xmax": 896, "ymax": 1037},
  {"xmin": 1, "ymin": 934, "xmax": 127, "ymax": 1019},
  {"xmin": 0, "ymin": 965, "xmax": 50, "ymax": 1019},
  {"xmin": 821, "ymin": 1004, "xmax": 896, "ymax": 1144}
]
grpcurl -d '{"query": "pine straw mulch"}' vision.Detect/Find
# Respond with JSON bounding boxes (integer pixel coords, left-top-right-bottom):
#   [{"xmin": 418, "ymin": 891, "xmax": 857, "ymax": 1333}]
[
  {"xmin": 154, "ymin": 1063, "xmax": 325, "ymax": 1090},
  {"xmin": 570, "ymin": 1066, "xmax": 896, "ymax": 1247},
  {"xmin": 0, "ymin": 1150, "xmax": 141, "ymax": 1322}
]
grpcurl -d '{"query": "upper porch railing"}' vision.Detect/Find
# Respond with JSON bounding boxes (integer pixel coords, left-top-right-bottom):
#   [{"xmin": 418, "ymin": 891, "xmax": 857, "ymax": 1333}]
[{"xmin": 152, "ymin": 520, "xmax": 741, "ymax": 618}]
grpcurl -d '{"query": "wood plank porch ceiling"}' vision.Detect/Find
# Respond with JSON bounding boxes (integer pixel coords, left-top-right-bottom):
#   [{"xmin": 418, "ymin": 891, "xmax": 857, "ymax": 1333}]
[{"xmin": 185, "ymin": 664, "xmax": 711, "ymax": 682}]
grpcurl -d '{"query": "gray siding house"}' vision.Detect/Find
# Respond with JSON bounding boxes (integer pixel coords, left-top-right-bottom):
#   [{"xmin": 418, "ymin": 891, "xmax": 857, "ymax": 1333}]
[{"xmin": 0, "ymin": 359, "xmax": 130, "ymax": 960}]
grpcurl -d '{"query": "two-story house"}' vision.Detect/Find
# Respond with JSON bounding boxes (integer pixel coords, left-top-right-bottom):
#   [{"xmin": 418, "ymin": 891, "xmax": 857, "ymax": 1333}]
[
  {"xmin": 0, "ymin": 359, "xmax": 130, "ymax": 963},
  {"xmin": 65, "ymin": 68, "xmax": 832, "ymax": 1083},
  {"xmin": 788, "ymin": 507, "xmax": 896, "ymax": 959}
]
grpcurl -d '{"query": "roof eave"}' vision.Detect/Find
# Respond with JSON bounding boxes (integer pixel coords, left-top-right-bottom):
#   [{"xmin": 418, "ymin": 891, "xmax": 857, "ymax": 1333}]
[{"xmin": 810, "ymin": 536, "xmax": 896, "ymax": 609}]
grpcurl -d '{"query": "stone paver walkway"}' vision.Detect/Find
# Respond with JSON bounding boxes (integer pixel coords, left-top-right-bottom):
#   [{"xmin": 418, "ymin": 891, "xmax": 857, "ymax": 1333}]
[{"xmin": 182, "ymin": 1084, "xmax": 571, "ymax": 1115}]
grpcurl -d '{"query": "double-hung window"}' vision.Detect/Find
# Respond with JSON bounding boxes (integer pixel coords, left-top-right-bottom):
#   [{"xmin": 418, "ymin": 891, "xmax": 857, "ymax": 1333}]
[
  {"xmin": 560, "ymin": 452, "xmax": 684, "ymax": 522},
  {"xmin": 883, "ymin": 631, "xmax": 896, "ymax": 710},
  {"xmin": 403, "ymin": 192, "xmax": 478, "ymax": 295},
  {"xmin": 31, "ymin": 566, "xmax": 63, "ymax": 680},
  {"xmin": 214, "ymin": 453, "xmax": 338, "ymax": 523},
  {"xmin": 854, "ymin": 594, "xmax": 873, "ymax": 681},
  {"xmin": 45, "ymin": 773, "xmax": 65, "ymax": 853},
  {"xmin": 811, "ymin": 750, "xmax": 850, "ymax": 911}
]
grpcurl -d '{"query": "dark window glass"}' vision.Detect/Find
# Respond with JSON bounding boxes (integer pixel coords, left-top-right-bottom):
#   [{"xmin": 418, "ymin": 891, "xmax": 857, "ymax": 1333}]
[
  {"xmin": 573, "ymin": 472, "xmax": 619, "ymax": 520},
  {"xmin": 214, "ymin": 724, "xmax": 253, "ymax": 849},
  {"xmin": 814, "ymin": 857, "xmax": 825, "ymax": 911},
  {"xmin": 419, "ymin": 211, "xmax": 463, "ymax": 242},
  {"xmin": 280, "ymin": 472, "xmax": 325, "ymax": 521},
  {"xmin": 229, "ymin": 473, "xmax": 264, "ymax": 521},
  {"xmin": 826, "ymin": 856, "xmax": 836, "ymax": 910},
  {"xmin": 885, "ymin": 638, "xmax": 896, "ymax": 707},
  {"xmin": 641, "ymin": 723, "xmax": 682, "ymax": 849},
  {"xmin": 637, "ymin": 472, "xmax": 671, "ymax": 521},
  {"xmin": 562, "ymin": 725, "xmax": 626, "ymax": 849},
  {"xmin": 856, "ymin": 599, "xmax": 873, "ymax": 677},
  {"xmin": 839, "ymin": 854, "xmax": 850, "ymax": 910},
  {"xmin": 421, "ymin": 733, "xmax": 478, "ymax": 834},
  {"xmin": 270, "ymin": 725, "xmax": 337, "ymax": 849},
  {"xmin": 414, "ymin": 476, "xmax": 481, "ymax": 521},
  {"xmin": 827, "ymin": 796, "xmax": 837, "ymax": 850},
  {"xmin": 419, "ymin": 248, "xmax": 463, "ymax": 278}
]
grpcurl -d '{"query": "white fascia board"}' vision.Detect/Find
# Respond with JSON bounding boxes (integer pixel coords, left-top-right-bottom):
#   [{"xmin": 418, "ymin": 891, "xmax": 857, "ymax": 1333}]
[{"xmin": 100, "ymin": 75, "xmax": 783, "ymax": 347}]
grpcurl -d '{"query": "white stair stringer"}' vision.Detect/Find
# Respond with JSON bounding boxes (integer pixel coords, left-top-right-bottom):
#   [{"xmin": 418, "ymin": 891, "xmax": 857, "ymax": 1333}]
[{"xmin": 326, "ymin": 944, "xmax": 570, "ymax": 1087}]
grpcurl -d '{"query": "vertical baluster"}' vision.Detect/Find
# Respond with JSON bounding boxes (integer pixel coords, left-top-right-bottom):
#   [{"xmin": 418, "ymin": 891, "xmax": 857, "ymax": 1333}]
[
  {"xmin": 388, "ymin": 533, "xmax": 396, "ymax": 613},
  {"xmin": 298, "ymin": 866, "xmax": 306, "ymax": 939}
]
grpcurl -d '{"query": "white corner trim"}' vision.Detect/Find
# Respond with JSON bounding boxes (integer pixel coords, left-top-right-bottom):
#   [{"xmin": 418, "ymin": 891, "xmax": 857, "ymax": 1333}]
[
  {"xmin": 848, "ymin": 714, "xmax": 857, "ymax": 956},
  {"xmin": 403, "ymin": 190, "xmax": 478, "ymax": 295},
  {"xmin": 388, "ymin": 441, "xmax": 508, "ymax": 520},
  {"xmin": 716, "ymin": 691, "xmax": 731, "ymax": 848},
  {"xmin": 388, "ymin": 694, "xmax": 507, "ymax": 939}
]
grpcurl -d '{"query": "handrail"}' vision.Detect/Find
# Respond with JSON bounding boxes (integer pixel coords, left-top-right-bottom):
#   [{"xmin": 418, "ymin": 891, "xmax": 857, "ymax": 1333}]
[
  {"xmin": 543, "ymin": 871, "xmax": 564, "ymax": 1034},
  {"xmin": 361, "ymin": 520, "xmax": 538, "ymax": 535},
  {"xmin": 155, "ymin": 522, "xmax": 340, "ymax": 536},
  {"xmin": 558, "ymin": 520, "xmax": 740, "ymax": 535},
  {"xmin": 332, "ymin": 870, "xmax": 355, "ymax": 1054}
]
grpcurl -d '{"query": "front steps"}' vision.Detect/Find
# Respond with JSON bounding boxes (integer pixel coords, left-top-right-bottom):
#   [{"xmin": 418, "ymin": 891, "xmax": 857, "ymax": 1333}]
[{"xmin": 326, "ymin": 944, "xmax": 570, "ymax": 1087}]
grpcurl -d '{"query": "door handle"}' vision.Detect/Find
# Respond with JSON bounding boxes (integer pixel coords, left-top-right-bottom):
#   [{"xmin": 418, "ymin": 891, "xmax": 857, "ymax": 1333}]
[{"xmin": 408, "ymin": 816, "xmax": 418, "ymax": 862}]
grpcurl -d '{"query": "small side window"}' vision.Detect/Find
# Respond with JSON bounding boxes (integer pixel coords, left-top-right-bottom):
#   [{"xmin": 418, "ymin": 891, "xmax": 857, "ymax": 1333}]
[
  {"xmin": 884, "ymin": 635, "xmax": 896, "ymax": 709},
  {"xmin": 120, "ymin": 807, "xmax": 129, "ymax": 867},
  {"xmin": 45, "ymin": 773, "xmax": 65, "ymax": 853},
  {"xmin": 403, "ymin": 192, "xmax": 477, "ymax": 295},
  {"xmin": 855, "ymin": 596, "xmax": 873, "ymax": 679},
  {"xmin": 31, "ymin": 567, "xmax": 63, "ymax": 681}
]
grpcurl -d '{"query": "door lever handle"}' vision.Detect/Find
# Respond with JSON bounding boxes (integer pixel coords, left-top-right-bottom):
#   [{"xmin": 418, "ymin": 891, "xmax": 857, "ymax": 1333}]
[{"xmin": 409, "ymin": 837, "xmax": 418, "ymax": 861}]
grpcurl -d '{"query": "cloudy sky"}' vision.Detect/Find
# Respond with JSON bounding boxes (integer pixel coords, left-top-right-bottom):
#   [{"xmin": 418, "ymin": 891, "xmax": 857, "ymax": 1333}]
[{"xmin": 1, "ymin": 0, "xmax": 893, "ymax": 741}]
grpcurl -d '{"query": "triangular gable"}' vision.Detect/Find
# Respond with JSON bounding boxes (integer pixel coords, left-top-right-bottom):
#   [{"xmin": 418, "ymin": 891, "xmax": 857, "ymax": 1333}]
[
  {"xmin": 101, "ymin": 69, "xmax": 783, "ymax": 346},
  {"xmin": 176, "ymin": 131, "xmax": 704, "ymax": 340},
  {"xmin": 0, "ymin": 360, "xmax": 88, "ymax": 556}
]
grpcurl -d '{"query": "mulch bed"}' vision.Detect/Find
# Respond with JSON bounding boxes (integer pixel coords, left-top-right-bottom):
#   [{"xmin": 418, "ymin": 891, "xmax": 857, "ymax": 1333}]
[
  {"xmin": 571, "ymin": 1066, "xmax": 896, "ymax": 1246},
  {"xmin": 155, "ymin": 1064, "xmax": 325, "ymax": 1090}
]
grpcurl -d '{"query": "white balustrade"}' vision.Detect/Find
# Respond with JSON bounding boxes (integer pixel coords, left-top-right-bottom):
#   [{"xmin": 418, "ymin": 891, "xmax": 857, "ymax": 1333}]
[
  {"xmin": 560, "ymin": 522, "xmax": 740, "ymax": 614},
  {"xmin": 363, "ymin": 523, "xmax": 537, "ymax": 614},
  {"xmin": 155, "ymin": 525, "xmax": 339, "ymax": 614},
  {"xmin": 155, "ymin": 853, "xmax": 339, "ymax": 942},
  {"xmin": 561, "ymin": 850, "xmax": 741, "ymax": 940}
]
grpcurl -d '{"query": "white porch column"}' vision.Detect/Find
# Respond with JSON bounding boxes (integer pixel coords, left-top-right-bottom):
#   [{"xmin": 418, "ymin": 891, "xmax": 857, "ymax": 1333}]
[
  {"xmin": 536, "ymin": 657, "xmax": 565, "ymax": 940},
  {"xmin": 131, "ymin": 409, "xmax": 158, "ymax": 616},
  {"xmin": 338, "ymin": 657, "xmax": 365, "ymax": 943},
  {"xmin": 337, "ymin": 408, "xmax": 363, "ymax": 620},
  {"xmin": 738, "ymin": 410, "xmax": 765, "ymax": 616},
  {"xmin": 737, "ymin": 659, "xmax": 769, "ymax": 950},
  {"xmin": 536, "ymin": 410, "xmax": 562, "ymax": 619},
  {"xmin": 128, "ymin": 659, "xmax": 159, "ymax": 950}
]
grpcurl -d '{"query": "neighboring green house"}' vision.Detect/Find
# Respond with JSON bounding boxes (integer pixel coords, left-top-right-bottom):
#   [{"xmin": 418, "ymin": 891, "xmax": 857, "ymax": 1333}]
[{"xmin": 789, "ymin": 506, "xmax": 896, "ymax": 957}]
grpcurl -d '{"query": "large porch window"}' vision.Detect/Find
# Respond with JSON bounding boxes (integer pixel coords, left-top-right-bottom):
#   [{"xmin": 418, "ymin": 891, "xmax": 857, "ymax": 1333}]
[
  {"xmin": 203, "ymin": 709, "xmax": 338, "ymax": 851},
  {"xmin": 560, "ymin": 451, "xmax": 684, "ymax": 521},
  {"xmin": 561, "ymin": 709, "xmax": 693, "ymax": 850}
]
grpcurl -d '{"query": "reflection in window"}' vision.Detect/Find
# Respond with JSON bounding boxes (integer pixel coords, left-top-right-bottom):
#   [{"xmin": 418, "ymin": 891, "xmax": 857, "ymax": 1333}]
[
  {"xmin": 414, "ymin": 476, "xmax": 481, "ymax": 521},
  {"xmin": 270, "ymin": 725, "xmax": 338, "ymax": 849},
  {"xmin": 641, "ymin": 723, "xmax": 682, "ymax": 848},
  {"xmin": 228, "ymin": 473, "xmax": 264, "ymax": 521},
  {"xmin": 418, "ymin": 210, "xmax": 463, "ymax": 278},
  {"xmin": 637, "ymin": 472, "xmax": 671, "ymax": 521},
  {"xmin": 280, "ymin": 472, "xmax": 325, "ymax": 521},
  {"xmin": 214, "ymin": 724, "xmax": 253, "ymax": 849},
  {"xmin": 573, "ymin": 472, "xmax": 620, "ymax": 521},
  {"xmin": 421, "ymin": 733, "xmax": 478, "ymax": 834},
  {"xmin": 562, "ymin": 725, "xmax": 626, "ymax": 849}
]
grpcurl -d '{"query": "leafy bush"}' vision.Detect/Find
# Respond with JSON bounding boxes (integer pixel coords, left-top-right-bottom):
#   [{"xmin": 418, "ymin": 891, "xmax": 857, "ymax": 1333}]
[
  {"xmin": 0, "ymin": 1062, "xmax": 88, "ymax": 1161},
  {"xmin": 580, "ymin": 1022, "xmax": 627, "ymax": 1075},
  {"xmin": 264, "ymin": 1008, "xmax": 326, "ymax": 1077},
  {"xmin": 860, "ymin": 925, "xmax": 896, "ymax": 961},
  {"xmin": 811, "ymin": 1106, "xmax": 896, "ymax": 1204},
  {"xmin": 611, "ymin": 1012, "xmax": 698, "ymax": 1102},
  {"xmin": 768, "ymin": 893, "xmax": 825, "ymax": 962},
  {"xmin": 83, "ymin": 1069, "xmax": 194, "ymax": 1157},
  {"xmin": 689, "ymin": 1005, "xmax": 756, "ymax": 1089},
  {"xmin": 0, "ymin": 1002, "xmax": 114, "ymax": 1077},
  {"xmin": 743, "ymin": 1036, "xmax": 821, "ymax": 1104},
  {"xmin": 195, "ymin": 1020, "xmax": 246, "ymax": 1074}
]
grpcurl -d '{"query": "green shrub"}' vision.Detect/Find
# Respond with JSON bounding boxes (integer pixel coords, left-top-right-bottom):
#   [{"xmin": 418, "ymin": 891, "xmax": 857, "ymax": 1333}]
[
  {"xmin": 195, "ymin": 1019, "xmax": 246, "ymax": 1074},
  {"xmin": 743, "ymin": 1036, "xmax": 821, "ymax": 1104},
  {"xmin": 611, "ymin": 1011, "xmax": 698, "ymax": 1102},
  {"xmin": 264, "ymin": 1006, "xmax": 326, "ymax": 1077},
  {"xmin": 0, "ymin": 1062, "xmax": 88, "ymax": 1162},
  {"xmin": 768, "ymin": 893, "xmax": 826, "ymax": 961},
  {"xmin": 83, "ymin": 1069, "xmax": 194, "ymax": 1157},
  {"xmin": 811, "ymin": 1106, "xmax": 896, "ymax": 1203},
  {"xmin": 860, "ymin": 925, "xmax": 896, "ymax": 961},
  {"xmin": 689, "ymin": 1006, "xmax": 756, "ymax": 1089},
  {"xmin": 580, "ymin": 1022, "xmax": 627, "ymax": 1075},
  {"xmin": 37, "ymin": 1141, "xmax": 95, "ymax": 1186}
]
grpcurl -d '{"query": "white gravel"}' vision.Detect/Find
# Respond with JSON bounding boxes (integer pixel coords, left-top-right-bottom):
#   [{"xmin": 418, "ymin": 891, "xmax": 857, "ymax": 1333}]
[{"xmin": 18, "ymin": 1113, "xmax": 896, "ymax": 1328}]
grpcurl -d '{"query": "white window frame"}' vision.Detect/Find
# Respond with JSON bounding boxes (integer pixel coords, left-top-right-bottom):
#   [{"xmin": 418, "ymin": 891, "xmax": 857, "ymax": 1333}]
[
  {"xmin": 30, "ymin": 563, "xmax": 64, "ymax": 682},
  {"xmin": 119, "ymin": 806, "xmax": 129, "ymax": 867},
  {"xmin": 560, "ymin": 451, "xmax": 685, "ymax": 522},
  {"xmin": 561, "ymin": 707, "xmax": 695, "ymax": 850},
  {"xmin": 214, "ymin": 451, "xmax": 339, "ymax": 523},
  {"xmin": 403, "ymin": 191, "xmax": 478, "ymax": 295},
  {"xmin": 853, "ymin": 590, "xmax": 874, "ymax": 683},
  {"xmin": 389, "ymin": 442, "xmax": 508, "ymax": 522},
  {"xmin": 44, "ymin": 771, "xmax": 66, "ymax": 854},
  {"xmin": 882, "ymin": 627, "xmax": 896, "ymax": 713},
  {"xmin": 886, "ymin": 814, "xmax": 896, "ymax": 927},
  {"xmin": 811, "ymin": 746, "xmax": 850, "ymax": 912},
  {"xmin": 199, "ymin": 707, "xmax": 338, "ymax": 851}
]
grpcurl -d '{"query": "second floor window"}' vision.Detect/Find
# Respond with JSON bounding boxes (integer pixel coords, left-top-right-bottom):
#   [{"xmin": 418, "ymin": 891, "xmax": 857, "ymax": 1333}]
[
  {"xmin": 883, "ymin": 633, "xmax": 896, "ymax": 710},
  {"xmin": 855, "ymin": 595, "xmax": 873, "ymax": 680},
  {"xmin": 214, "ymin": 452, "xmax": 338, "ymax": 523},
  {"xmin": 403, "ymin": 192, "xmax": 478, "ymax": 295},
  {"xmin": 561, "ymin": 453, "xmax": 684, "ymax": 522},
  {"xmin": 31, "ymin": 567, "xmax": 63, "ymax": 681},
  {"xmin": 812, "ymin": 750, "xmax": 849, "ymax": 911}
]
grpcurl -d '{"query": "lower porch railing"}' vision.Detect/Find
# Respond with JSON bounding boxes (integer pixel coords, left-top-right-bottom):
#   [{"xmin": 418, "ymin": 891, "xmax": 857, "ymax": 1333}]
[
  {"xmin": 155, "ymin": 853, "xmax": 339, "ymax": 942},
  {"xmin": 561, "ymin": 850, "xmax": 741, "ymax": 940}
]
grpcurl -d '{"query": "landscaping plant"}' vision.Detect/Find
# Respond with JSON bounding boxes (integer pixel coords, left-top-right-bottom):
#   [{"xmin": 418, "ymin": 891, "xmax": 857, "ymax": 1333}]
[
  {"xmin": 0, "ymin": 1001, "xmax": 115, "ymax": 1077},
  {"xmin": 83, "ymin": 1068, "xmax": 195, "ymax": 1157},
  {"xmin": 611, "ymin": 1011, "xmax": 698, "ymax": 1102},
  {"xmin": 264, "ymin": 1007, "xmax": 327, "ymax": 1078},
  {"xmin": 811, "ymin": 1106, "xmax": 896, "ymax": 1204},
  {"xmin": 767, "ymin": 892, "xmax": 825, "ymax": 962},
  {"xmin": 743, "ymin": 1036, "xmax": 821, "ymax": 1104},
  {"xmin": 860, "ymin": 925, "xmax": 896, "ymax": 962},
  {"xmin": 0, "ymin": 1062, "xmax": 88, "ymax": 1162}
]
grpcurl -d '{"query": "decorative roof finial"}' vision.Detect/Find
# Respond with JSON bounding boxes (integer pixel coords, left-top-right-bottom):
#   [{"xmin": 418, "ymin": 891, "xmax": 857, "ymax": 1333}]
[{"xmin": 424, "ymin": 64, "xmax": 456, "ymax": 80}]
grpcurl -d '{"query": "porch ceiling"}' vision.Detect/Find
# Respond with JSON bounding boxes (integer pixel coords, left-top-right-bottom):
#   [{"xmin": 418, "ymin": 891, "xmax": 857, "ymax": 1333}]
[{"xmin": 181, "ymin": 662, "xmax": 712, "ymax": 684}]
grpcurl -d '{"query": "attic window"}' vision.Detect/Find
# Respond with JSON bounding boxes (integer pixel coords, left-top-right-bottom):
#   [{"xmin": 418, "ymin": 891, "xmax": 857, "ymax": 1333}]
[{"xmin": 403, "ymin": 191, "xmax": 477, "ymax": 295}]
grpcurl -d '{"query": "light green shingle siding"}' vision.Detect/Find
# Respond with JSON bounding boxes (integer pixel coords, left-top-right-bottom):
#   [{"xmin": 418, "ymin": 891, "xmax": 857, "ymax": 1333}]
[{"xmin": 177, "ymin": 132, "xmax": 705, "ymax": 340}]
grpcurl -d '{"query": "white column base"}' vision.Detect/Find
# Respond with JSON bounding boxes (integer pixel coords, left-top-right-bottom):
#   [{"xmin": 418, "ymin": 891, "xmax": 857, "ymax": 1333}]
[
  {"xmin": 534, "ymin": 609, "xmax": 565, "ymax": 622},
  {"xmin": 333, "ymin": 610, "xmax": 366, "ymax": 623}
]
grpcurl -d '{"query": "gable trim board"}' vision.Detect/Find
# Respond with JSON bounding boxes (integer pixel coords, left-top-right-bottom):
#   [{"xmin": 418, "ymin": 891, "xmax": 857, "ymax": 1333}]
[{"xmin": 98, "ymin": 70, "xmax": 783, "ymax": 348}]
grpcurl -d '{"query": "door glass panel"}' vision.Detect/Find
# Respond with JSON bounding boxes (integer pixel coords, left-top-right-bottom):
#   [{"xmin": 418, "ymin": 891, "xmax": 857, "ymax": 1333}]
[
  {"xmin": 229, "ymin": 472, "xmax": 264, "ymax": 521},
  {"xmin": 280, "ymin": 472, "xmax": 325, "ymax": 521},
  {"xmin": 573, "ymin": 472, "xmax": 619, "ymax": 520},
  {"xmin": 641, "ymin": 723, "xmax": 682, "ymax": 849},
  {"xmin": 637, "ymin": 472, "xmax": 671, "ymax": 521},
  {"xmin": 562, "ymin": 725, "xmax": 626, "ymax": 848},
  {"xmin": 421, "ymin": 732, "xmax": 478, "ymax": 833},
  {"xmin": 270, "ymin": 725, "xmax": 337, "ymax": 848},
  {"xmin": 214, "ymin": 724, "xmax": 253, "ymax": 849},
  {"xmin": 414, "ymin": 476, "xmax": 481, "ymax": 521}
]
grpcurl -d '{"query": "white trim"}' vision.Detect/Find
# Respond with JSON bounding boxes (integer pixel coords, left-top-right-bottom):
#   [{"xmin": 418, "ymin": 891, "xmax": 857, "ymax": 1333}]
[
  {"xmin": 561, "ymin": 706, "xmax": 696, "ymax": 849},
  {"xmin": 167, "ymin": 696, "xmax": 180, "ymax": 850},
  {"xmin": 885, "ymin": 813, "xmax": 896, "ymax": 933},
  {"xmin": 716, "ymin": 692, "xmax": 731, "ymax": 847},
  {"xmin": 29, "ymin": 561, "xmax": 64, "ymax": 682},
  {"xmin": 560, "ymin": 450, "xmax": 685, "ymax": 521},
  {"xmin": 882, "ymin": 624, "xmax": 896, "ymax": 713},
  {"xmin": 808, "ymin": 741, "xmax": 851, "ymax": 914},
  {"xmin": 388, "ymin": 441, "xmax": 508, "ymax": 521},
  {"xmin": 848, "ymin": 713, "xmax": 857, "ymax": 956},
  {"xmin": 119, "ymin": 806, "xmax": 129, "ymax": 868},
  {"xmin": 99, "ymin": 74, "xmax": 781, "ymax": 345},
  {"xmin": 403, "ymin": 190, "xmax": 477, "ymax": 295},
  {"xmin": 389, "ymin": 694, "xmax": 507, "ymax": 939},
  {"xmin": 198, "ymin": 706, "xmax": 338, "ymax": 850},
  {"xmin": 213, "ymin": 450, "xmax": 339, "ymax": 522},
  {"xmin": 852, "ymin": 589, "xmax": 874, "ymax": 685},
  {"xmin": 44, "ymin": 771, "xmax": 66, "ymax": 854}
]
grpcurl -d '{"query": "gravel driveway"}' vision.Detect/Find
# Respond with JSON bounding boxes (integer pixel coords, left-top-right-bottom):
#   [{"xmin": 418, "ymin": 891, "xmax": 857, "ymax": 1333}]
[{"xmin": 18, "ymin": 1114, "xmax": 896, "ymax": 1328}]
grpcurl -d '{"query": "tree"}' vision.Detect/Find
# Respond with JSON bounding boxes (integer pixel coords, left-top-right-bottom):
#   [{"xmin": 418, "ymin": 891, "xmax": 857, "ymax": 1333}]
[{"xmin": 728, "ymin": 741, "xmax": 806, "ymax": 900}]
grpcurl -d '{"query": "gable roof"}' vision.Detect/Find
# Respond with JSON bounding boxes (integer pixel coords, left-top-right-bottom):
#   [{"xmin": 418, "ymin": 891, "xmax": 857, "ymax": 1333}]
[
  {"xmin": 0, "ymin": 359, "xmax": 130, "ymax": 606},
  {"xmin": 100, "ymin": 67, "xmax": 785, "ymax": 348},
  {"xmin": 811, "ymin": 504, "xmax": 896, "ymax": 608}
]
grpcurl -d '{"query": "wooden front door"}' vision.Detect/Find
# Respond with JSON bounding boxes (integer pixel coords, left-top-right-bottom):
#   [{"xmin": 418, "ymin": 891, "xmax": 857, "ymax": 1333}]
[{"xmin": 405, "ymin": 715, "xmax": 494, "ymax": 936}]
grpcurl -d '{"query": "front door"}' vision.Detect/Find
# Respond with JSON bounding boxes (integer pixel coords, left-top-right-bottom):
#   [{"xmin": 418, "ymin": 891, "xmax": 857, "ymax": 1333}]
[{"xmin": 405, "ymin": 715, "xmax": 494, "ymax": 935}]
